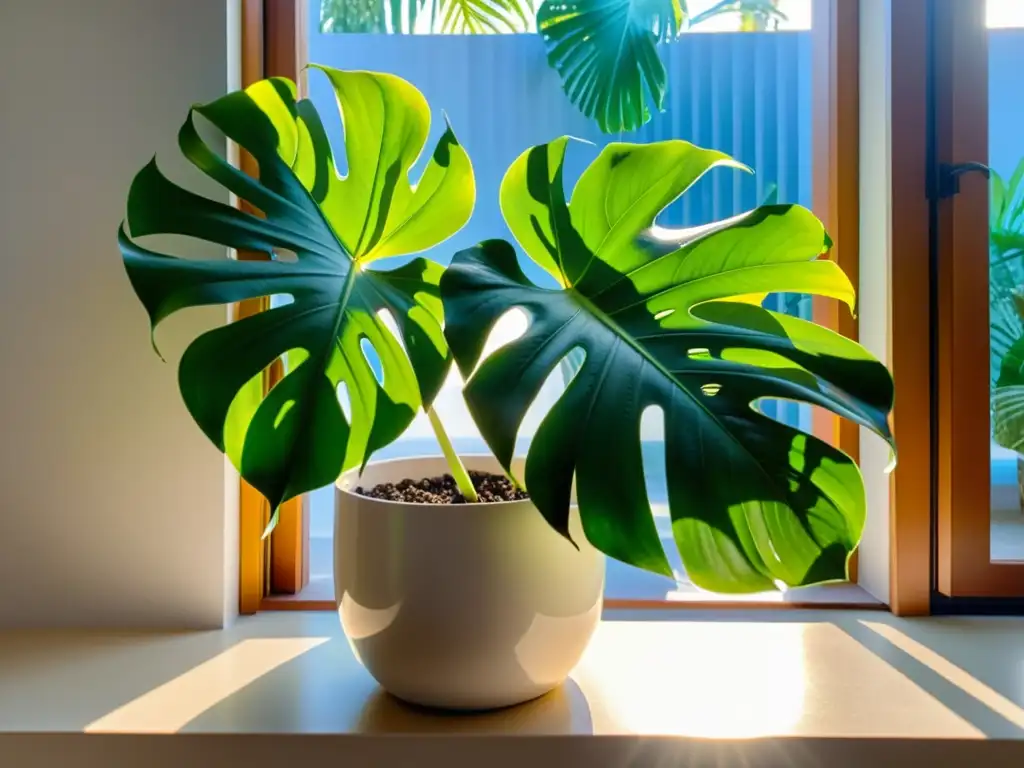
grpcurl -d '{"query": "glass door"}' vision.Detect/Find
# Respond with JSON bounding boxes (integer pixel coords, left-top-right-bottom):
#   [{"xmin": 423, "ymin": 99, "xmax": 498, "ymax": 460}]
[{"xmin": 933, "ymin": 0, "xmax": 1024, "ymax": 597}]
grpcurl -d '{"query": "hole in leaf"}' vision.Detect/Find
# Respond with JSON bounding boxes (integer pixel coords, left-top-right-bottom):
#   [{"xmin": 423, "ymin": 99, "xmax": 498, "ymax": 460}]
[
  {"xmin": 141, "ymin": 233, "xmax": 225, "ymax": 261},
  {"xmin": 638, "ymin": 406, "xmax": 679, "ymax": 585},
  {"xmin": 269, "ymin": 294, "xmax": 295, "ymax": 309},
  {"xmin": 281, "ymin": 347, "xmax": 308, "ymax": 376},
  {"xmin": 273, "ymin": 248, "xmax": 298, "ymax": 262},
  {"xmin": 189, "ymin": 108, "xmax": 269, "ymax": 220},
  {"xmin": 336, "ymin": 381, "xmax": 352, "ymax": 423},
  {"xmin": 375, "ymin": 308, "xmax": 425, "ymax": 359},
  {"xmin": 360, "ymin": 338, "xmax": 384, "ymax": 386},
  {"xmin": 687, "ymin": 347, "xmax": 712, "ymax": 360},
  {"xmin": 376, "ymin": 309, "xmax": 403, "ymax": 347},
  {"xmin": 701, "ymin": 383, "xmax": 722, "ymax": 397},
  {"xmin": 518, "ymin": 346, "xmax": 587, "ymax": 449},
  {"xmin": 463, "ymin": 308, "xmax": 530, "ymax": 381},
  {"xmin": 752, "ymin": 396, "xmax": 817, "ymax": 434},
  {"xmin": 654, "ymin": 309, "xmax": 675, "ymax": 321},
  {"xmin": 481, "ymin": 308, "xmax": 529, "ymax": 358}
]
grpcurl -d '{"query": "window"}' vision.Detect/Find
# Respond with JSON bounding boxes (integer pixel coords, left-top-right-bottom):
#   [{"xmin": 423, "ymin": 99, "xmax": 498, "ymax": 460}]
[
  {"xmin": 932, "ymin": 0, "xmax": 1024, "ymax": 599},
  {"xmin": 241, "ymin": 0, "xmax": 874, "ymax": 609},
  {"xmin": 988, "ymin": 19, "xmax": 1024, "ymax": 564}
]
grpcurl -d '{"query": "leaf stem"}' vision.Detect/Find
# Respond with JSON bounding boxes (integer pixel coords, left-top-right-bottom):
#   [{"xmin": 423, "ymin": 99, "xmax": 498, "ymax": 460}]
[{"xmin": 426, "ymin": 405, "xmax": 478, "ymax": 502}]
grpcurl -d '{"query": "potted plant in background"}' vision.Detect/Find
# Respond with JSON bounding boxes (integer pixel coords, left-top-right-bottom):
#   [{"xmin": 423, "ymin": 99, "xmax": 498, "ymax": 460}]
[{"xmin": 120, "ymin": 65, "xmax": 895, "ymax": 712}]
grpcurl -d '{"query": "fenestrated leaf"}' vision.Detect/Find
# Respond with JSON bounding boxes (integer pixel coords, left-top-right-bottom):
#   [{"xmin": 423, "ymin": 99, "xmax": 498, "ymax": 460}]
[
  {"xmin": 120, "ymin": 69, "xmax": 473, "ymax": 515},
  {"xmin": 537, "ymin": 0, "xmax": 682, "ymax": 134},
  {"xmin": 441, "ymin": 138, "xmax": 895, "ymax": 593}
]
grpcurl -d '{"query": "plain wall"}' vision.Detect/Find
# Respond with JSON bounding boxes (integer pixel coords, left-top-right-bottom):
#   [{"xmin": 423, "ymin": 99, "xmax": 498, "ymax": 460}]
[
  {"xmin": 0, "ymin": 0, "xmax": 239, "ymax": 628},
  {"xmin": 856, "ymin": 0, "xmax": 893, "ymax": 605}
]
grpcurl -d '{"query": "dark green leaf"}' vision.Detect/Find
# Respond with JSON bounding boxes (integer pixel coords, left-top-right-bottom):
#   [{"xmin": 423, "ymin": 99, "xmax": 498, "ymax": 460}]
[
  {"xmin": 442, "ymin": 138, "xmax": 895, "ymax": 593},
  {"xmin": 121, "ymin": 70, "xmax": 472, "ymax": 514}
]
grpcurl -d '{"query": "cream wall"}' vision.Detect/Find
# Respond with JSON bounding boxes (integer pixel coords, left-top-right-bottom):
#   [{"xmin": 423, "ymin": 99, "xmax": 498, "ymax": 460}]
[
  {"xmin": 0, "ymin": 0, "xmax": 240, "ymax": 628},
  {"xmin": 857, "ymin": 0, "xmax": 894, "ymax": 605}
]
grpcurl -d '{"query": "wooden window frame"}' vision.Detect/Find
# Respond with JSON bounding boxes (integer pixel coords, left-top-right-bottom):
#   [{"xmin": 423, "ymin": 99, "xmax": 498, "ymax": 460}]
[
  {"xmin": 240, "ymin": 0, "xmax": 902, "ymax": 613},
  {"xmin": 811, "ymin": 0, "xmax": 861, "ymax": 584},
  {"xmin": 882, "ymin": 0, "xmax": 935, "ymax": 615},
  {"xmin": 932, "ymin": 0, "xmax": 1024, "ymax": 598},
  {"xmin": 811, "ymin": 0, "xmax": 860, "ymax": 465},
  {"xmin": 877, "ymin": 0, "xmax": 1024, "ymax": 612},
  {"xmin": 237, "ymin": 0, "xmax": 312, "ymax": 614}
]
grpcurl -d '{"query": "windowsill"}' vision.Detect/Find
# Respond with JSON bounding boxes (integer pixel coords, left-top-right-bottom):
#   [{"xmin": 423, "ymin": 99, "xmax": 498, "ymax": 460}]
[
  {"xmin": 303, "ymin": 482, "xmax": 885, "ymax": 606},
  {"xmin": 3, "ymin": 610, "xmax": 1024, "ymax": 766},
  {"xmin": 276, "ymin": 574, "xmax": 884, "ymax": 609}
]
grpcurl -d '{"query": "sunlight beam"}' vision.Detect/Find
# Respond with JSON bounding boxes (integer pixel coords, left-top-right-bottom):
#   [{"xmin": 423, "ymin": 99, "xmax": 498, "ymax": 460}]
[{"xmin": 84, "ymin": 637, "xmax": 329, "ymax": 733}]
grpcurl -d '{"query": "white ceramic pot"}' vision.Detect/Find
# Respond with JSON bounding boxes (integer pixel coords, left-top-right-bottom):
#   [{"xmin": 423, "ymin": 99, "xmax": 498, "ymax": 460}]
[{"xmin": 334, "ymin": 455, "xmax": 605, "ymax": 711}]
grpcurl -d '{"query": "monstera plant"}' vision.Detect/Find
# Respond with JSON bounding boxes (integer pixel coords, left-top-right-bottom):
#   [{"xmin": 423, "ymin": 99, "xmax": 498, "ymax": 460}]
[
  {"xmin": 440, "ymin": 138, "xmax": 896, "ymax": 592},
  {"xmin": 119, "ymin": 65, "xmax": 479, "ymax": 530}
]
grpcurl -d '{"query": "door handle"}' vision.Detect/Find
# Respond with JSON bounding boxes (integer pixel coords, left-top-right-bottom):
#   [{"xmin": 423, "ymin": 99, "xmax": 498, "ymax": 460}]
[{"xmin": 937, "ymin": 161, "xmax": 991, "ymax": 199}]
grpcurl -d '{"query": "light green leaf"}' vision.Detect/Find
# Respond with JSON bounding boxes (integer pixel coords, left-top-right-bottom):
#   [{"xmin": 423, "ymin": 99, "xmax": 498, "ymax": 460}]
[
  {"xmin": 120, "ymin": 68, "xmax": 472, "ymax": 515},
  {"xmin": 441, "ymin": 139, "xmax": 895, "ymax": 593},
  {"xmin": 306, "ymin": 66, "xmax": 475, "ymax": 263}
]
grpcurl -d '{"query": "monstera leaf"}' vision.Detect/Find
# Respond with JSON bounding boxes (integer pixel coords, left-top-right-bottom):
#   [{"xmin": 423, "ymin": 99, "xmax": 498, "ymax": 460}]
[
  {"xmin": 441, "ymin": 139, "xmax": 895, "ymax": 593},
  {"xmin": 537, "ymin": 0, "xmax": 683, "ymax": 134},
  {"xmin": 120, "ymin": 67, "xmax": 474, "ymax": 522}
]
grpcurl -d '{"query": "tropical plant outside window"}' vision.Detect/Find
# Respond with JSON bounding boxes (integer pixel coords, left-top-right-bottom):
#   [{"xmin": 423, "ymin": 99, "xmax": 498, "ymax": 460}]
[
  {"xmin": 319, "ymin": 0, "xmax": 788, "ymax": 35},
  {"xmin": 318, "ymin": 0, "xmax": 800, "ymax": 133},
  {"xmin": 990, "ymin": 157, "xmax": 1024, "ymax": 558}
]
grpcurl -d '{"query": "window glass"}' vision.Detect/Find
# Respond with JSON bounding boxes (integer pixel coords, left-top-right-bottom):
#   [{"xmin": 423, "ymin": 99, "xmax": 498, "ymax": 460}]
[
  {"xmin": 306, "ymin": 0, "xmax": 819, "ymax": 599},
  {"xmin": 988, "ymin": 5, "xmax": 1024, "ymax": 562}
]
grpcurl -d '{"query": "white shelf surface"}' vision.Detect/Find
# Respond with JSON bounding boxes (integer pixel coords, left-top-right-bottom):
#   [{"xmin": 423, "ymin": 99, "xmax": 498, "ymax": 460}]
[{"xmin": 4, "ymin": 609, "xmax": 1024, "ymax": 765}]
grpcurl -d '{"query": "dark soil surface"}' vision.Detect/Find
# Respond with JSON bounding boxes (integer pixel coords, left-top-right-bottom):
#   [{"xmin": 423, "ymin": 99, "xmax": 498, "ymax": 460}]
[{"xmin": 354, "ymin": 470, "xmax": 529, "ymax": 504}]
